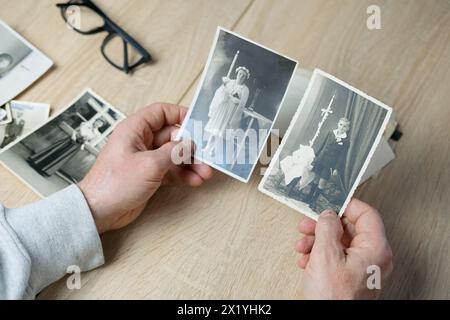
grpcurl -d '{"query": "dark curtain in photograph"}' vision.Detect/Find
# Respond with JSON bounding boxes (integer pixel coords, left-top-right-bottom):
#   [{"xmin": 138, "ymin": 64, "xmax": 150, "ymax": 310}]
[{"xmin": 343, "ymin": 93, "xmax": 388, "ymax": 193}]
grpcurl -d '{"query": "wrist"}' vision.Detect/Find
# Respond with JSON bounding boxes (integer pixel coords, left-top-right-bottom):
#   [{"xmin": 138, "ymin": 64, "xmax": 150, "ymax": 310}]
[{"xmin": 78, "ymin": 178, "xmax": 109, "ymax": 234}]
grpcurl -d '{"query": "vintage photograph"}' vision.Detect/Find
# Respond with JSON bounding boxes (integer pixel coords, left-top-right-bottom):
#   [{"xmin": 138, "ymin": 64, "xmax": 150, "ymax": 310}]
[
  {"xmin": 0, "ymin": 20, "xmax": 53, "ymax": 106},
  {"xmin": 0, "ymin": 100, "xmax": 50, "ymax": 149},
  {"xmin": 259, "ymin": 69, "xmax": 392, "ymax": 220},
  {"xmin": 0, "ymin": 89, "xmax": 124, "ymax": 197},
  {"xmin": 0, "ymin": 103, "xmax": 12, "ymax": 125},
  {"xmin": 177, "ymin": 27, "xmax": 297, "ymax": 182}
]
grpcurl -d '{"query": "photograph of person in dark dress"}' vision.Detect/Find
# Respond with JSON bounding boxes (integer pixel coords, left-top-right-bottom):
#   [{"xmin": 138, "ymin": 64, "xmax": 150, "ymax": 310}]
[
  {"xmin": 259, "ymin": 69, "xmax": 391, "ymax": 220},
  {"xmin": 303, "ymin": 117, "xmax": 350, "ymax": 210},
  {"xmin": 27, "ymin": 118, "xmax": 105, "ymax": 177}
]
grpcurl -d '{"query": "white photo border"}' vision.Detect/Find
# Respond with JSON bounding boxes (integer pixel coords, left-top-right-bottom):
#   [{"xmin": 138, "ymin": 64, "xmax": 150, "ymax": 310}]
[
  {"xmin": 258, "ymin": 69, "xmax": 392, "ymax": 220},
  {"xmin": 0, "ymin": 88, "xmax": 126, "ymax": 198},
  {"xmin": 10, "ymin": 100, "xmax": 50, "ymax": 118},
  {"xmin": 176, "ymin": 26, "xmax": 298, "ymax": 183},
  {"xmin": 0, "ymin": 19, "xmax": 53, "ymax": 106}
]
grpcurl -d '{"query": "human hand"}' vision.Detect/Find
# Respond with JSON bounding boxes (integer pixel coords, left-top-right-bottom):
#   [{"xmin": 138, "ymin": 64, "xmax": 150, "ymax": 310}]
[
  {"xmin": 78, "ymin": 103, "xmax": 213, "ymax": 234},
  {"xmin": 296, "ymin": 199, "xmax": 393, "ymax": 299},
  {"xmin": 222, "ymin": 76, "xmax": 230, "ymax": 84}
]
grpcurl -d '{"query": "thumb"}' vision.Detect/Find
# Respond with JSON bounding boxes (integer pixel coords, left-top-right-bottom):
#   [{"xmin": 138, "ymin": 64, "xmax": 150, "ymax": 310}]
[
  {"xmin": 313, "ymin": 210, "xmax": 345, "ymax": 260},
  {"xmin": 145, "ymin": 139, "xmax": 193, "ymax": 174}
]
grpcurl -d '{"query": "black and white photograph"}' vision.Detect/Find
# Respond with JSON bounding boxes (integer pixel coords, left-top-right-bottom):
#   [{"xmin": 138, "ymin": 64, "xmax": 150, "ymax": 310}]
[
  {"xmin": 0, "ymin": 103, "xmax": 12, "ymax": 126},
  {"xmin": 177, "ymin": 27, "xmax": 297, "ymax": 182},
  {"xmin": 259, "ymin": 69, "xmax": 392, "ymax": 220},
  {"xmin": 0, "ymin": 100, "xmax": 50, "ymax": 149},
  {"xmin": 0, "ymin": 20, "xmax": 53, "ymax": 106},
  {"xmin": 0, "ymin": 89, "xmax": 124, "ymax": 197}
]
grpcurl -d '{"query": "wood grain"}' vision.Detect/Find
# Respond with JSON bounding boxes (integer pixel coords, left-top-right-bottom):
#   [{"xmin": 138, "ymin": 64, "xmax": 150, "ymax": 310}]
[{"xmin": 1, "ymin": 0, "xmax": 449, "ymax": 299}]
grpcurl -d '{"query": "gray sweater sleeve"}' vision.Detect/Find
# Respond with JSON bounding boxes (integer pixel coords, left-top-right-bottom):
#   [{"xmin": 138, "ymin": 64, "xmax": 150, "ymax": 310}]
[{"xmin": 0, "ymin": 184, "xmax": 105, "ymax": 299}]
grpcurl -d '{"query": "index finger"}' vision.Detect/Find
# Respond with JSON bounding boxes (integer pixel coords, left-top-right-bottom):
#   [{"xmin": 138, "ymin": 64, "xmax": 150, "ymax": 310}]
[
  {"xmin": 134, "ymin": 102, "xmax": 187, "ymax": 132},
  {"xmin": 344, "ymin": 198, "xmax": 387, "ymax": 242}
]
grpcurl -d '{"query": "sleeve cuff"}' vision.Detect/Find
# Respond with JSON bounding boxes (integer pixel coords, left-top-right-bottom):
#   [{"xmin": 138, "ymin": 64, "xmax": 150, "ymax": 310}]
[{"xmin": 4, "ymin": 184, "xmax": 104, "ymax": 294}]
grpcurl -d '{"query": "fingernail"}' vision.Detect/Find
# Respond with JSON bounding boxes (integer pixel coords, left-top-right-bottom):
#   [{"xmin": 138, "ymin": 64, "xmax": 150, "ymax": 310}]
[
  {"xmin": 170, "ymin": 128, "xmax": 181, "ymax": 141},
  {"xmin": 320, "ymin": 209, "xmax": 336, "ymax": 217}
]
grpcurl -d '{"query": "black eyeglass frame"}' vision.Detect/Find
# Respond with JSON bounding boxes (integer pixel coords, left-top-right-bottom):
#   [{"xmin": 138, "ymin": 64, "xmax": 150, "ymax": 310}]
[{"xmin": 56, "ymin": 0, "xmax": 152, "ymax": 74}]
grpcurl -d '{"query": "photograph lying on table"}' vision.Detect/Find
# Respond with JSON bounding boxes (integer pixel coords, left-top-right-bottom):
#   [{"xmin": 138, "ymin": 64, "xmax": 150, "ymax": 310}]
[
  {"xmin": 0, "ymin": 20, "xmax": 53, "ymax": 106},
  {"xmin": 259, "ymin": 69, "xmax": 392, "ymax": 220},
  {"xmin": 177, "ymin": 27, "xmax": 297, "ymax": 182},
  {"xmin": 0, "ymin": 103, "xmax": 12, "ymax": 125},
  {"xmin": 0, "ymin": 100, "xmax": 50, "ymax": 149},
  {"xmin": 0, "ymin": 89, "xmax": 125, "ymax": 197}
]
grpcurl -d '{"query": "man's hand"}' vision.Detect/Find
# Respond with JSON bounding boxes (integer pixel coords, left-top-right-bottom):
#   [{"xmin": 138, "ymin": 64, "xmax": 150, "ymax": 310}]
[
  {"xmin": 296, "ymin": 199, "xmax": 393, "ymax": 299},
  {"xmin": 78, "ymin": 103, "xmax": 213, "ymax": 234}
]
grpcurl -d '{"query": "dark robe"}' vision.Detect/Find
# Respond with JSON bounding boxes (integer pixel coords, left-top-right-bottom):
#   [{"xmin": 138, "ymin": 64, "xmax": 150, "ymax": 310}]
[
  {"xmin": 312, "ymin": 131, "xmax": 349, "ymax": 180},
  {"xmin": 27, "ymin": 137, "xmax": 81, "ymax": 177}
]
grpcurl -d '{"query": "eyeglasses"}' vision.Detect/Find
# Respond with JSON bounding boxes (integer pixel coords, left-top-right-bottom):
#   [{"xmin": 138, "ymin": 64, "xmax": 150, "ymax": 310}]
[{"xmin": 56, "ymin": 0, "xmax": 152, "ymax": 74}]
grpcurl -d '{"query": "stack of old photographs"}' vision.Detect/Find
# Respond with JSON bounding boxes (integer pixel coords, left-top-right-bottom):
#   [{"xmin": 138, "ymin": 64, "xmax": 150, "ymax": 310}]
[
  {"xmin": 1, "ymin": 24, "xmax": 395, "ymax": 221},
  {"xmin": 177, "ymin": 27, "xmax": 393, "ymax": 220},
  {"xmin": 0, "ymin": 19, "xmax": 53, "ymax": 150},
  {"xmin": 0, "ymin": 89, "xmax": 125, "ymax": 197}
]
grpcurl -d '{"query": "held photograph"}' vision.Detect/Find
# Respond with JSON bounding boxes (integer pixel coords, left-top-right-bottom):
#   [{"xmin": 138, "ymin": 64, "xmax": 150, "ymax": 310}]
[
  {"xmin": 0, "ymin": 20, "xmax": 53, "ymax": 106},
  {"xmin": 259, "ymin": 69, "xmax": 392, "ymax": 220},
  {"xmin": 0, "ymin": 89, "xmax": 125, "ymax": 197},
  {"xmin": 177, "ymin": 27, "xmax": 297, "ymax": 182}
]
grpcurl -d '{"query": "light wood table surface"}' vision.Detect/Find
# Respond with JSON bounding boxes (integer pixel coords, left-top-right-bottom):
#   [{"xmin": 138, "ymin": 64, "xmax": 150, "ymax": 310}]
[{"xmin": 0, "ymin": 0, "xmax": 449, "ymax": 299}]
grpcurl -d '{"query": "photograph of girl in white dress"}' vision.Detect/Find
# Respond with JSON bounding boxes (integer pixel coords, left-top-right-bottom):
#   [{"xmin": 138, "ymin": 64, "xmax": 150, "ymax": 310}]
[
  {"xmin": 179, "ymin": 28, "xmax": 297, "ymax": 182},
  {"xmin": 203, "ymin": 66, "xmax": 250, "ymax": 156},
  {"xmin": 259, "ymin": 70, "xmax": 391, "ymax": 219},
  {"xmin": 0, "ymin": 90, "xmax": 124, "ymax": 197}
]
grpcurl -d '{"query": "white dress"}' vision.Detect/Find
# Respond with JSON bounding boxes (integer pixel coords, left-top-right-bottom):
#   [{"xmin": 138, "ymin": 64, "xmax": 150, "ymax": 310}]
[
  {"xmin": 205, "ymin": 79, "xmax": 249, "ymax": 138},
  {"xmin": 79, "ymin": 122, "xmax": 101, "ymax": 143},
  {"xmin": 280, "ymin": 144, "xmax": 316, "ymax": 188}
]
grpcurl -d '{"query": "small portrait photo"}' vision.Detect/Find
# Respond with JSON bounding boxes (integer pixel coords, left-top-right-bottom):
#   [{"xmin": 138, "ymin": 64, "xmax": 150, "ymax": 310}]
[
  {"xmin": 259, "ymin": 69, "xmax": 392, "ymax": 220},
  {"xmin": 0, "ymin": 103, "xmax": 13, "ymax": 125},
  {"xmin": 0, "ymin": 20, "xmax": 53, "ymax": 106},
  {"xmin": 0, "ymin": 100, "xmax": 50, "ymax": 149},
  {"xmin": 0, "ymin": 89, "xmax": 125, "ymax": 197},
  {"xmin": 178, "ymin": 27, "xmax": 297, "ymax": 182}
]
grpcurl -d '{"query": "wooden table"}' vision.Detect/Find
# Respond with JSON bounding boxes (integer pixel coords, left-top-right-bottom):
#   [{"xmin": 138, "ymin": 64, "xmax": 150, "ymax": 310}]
[{"xmin": 0, "ymin": 0, "xmax": 449, "ymax": 299}]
